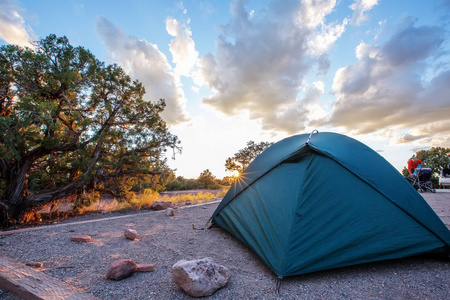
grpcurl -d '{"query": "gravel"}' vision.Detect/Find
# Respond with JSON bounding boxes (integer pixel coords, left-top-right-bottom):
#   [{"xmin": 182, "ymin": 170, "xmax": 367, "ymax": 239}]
[{"xmin": 1, "ymin": 192, "xmax": 450, "ymax": 300}]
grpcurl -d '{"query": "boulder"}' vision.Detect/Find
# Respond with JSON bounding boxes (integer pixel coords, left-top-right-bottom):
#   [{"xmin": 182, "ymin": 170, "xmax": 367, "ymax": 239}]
[
  {"xmin": 172, "ymin": 258, "xmax": 231, "ymax": 297},
  {"xmin": 106, "ymin": 260, "xmax": 137, "ymax": 281},
  {"xmin": 152, "ymin": 201, "xmax": 172, "ymax": 210},
  {"xmin": 124, "ymin": 229, "xmax": 138, "ymax": 240},
  {"xmin": 70, "ymin": 235, "xmax": 92, "ymax": 243},
  {"xmin": 166, "ymin": 207, "xmax": 175, "ymax": 216}
]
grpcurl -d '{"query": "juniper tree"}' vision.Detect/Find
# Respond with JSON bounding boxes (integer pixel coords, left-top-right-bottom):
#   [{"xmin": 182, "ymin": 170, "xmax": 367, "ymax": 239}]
[{"xmin": 0, "ymin": 35, "xmax": 180, "ymax": 225}]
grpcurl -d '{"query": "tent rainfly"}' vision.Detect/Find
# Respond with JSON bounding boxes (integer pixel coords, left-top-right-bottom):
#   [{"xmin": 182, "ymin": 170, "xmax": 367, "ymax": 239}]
[{"xmin": 210, "ymin": 131, "xmax": 450, "ymax": 278}]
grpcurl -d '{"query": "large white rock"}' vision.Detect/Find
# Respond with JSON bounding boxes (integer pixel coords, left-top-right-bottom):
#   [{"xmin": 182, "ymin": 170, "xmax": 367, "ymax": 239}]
[{"xmin": 172, "ymin": 258, "xmax": 231, "ymax": 297}]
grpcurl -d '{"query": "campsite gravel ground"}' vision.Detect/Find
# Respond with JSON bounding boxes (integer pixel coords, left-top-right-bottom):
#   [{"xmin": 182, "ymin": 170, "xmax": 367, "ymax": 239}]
[{"xmin": 1, "ymin": 191, "xmax": 450, "ymax": 299}]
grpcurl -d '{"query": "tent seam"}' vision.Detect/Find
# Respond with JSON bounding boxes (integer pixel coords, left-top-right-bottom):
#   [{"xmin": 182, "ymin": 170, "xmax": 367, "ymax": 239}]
[{"xmin": 279, "ymin": 149, "xmax": 314, "ymax": 277}]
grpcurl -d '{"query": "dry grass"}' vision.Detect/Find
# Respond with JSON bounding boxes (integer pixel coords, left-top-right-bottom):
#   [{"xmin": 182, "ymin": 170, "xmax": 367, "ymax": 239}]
[{"xmin": 77, "ymin": 188, "xmax": 228, "ymax": 213}]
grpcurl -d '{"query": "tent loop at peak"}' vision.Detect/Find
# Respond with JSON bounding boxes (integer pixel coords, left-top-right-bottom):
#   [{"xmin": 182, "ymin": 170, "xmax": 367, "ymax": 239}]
[{"xmin": 306, "ymin": 129, "xmax": 319, "ymax": 145}]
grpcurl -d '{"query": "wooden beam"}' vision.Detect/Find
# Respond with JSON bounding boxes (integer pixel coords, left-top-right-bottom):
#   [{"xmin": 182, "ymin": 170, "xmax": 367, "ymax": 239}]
[{"xmin": 0, "ymin": 254, "xmax": 99, "ymax": 300}]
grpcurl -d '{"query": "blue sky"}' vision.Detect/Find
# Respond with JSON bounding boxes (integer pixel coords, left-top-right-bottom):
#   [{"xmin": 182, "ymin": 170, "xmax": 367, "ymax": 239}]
[{"xmin": 1, "ymin": 0, "xmax": 450, "ymax": 178}]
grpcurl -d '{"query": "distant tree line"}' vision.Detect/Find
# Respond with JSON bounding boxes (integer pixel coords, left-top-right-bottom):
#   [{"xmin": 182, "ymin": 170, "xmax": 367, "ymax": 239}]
[{"xmin": 165, "ymin": 169, "xmax": 234, "ymax": 191}]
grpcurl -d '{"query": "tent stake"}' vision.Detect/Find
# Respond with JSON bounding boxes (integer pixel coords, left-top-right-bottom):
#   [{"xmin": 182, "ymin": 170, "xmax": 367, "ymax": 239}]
[{"xmin": 276, "ymin": 276, "xmax": 283, "ymax": 294}]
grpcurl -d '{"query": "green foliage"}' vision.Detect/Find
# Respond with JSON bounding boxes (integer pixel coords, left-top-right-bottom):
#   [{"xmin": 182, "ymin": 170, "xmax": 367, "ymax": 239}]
[
  {"xmin": 165, "ymin": 176, "xmax": 200, "ymax": 191},
  {"xmin": 0, "ymin": 35, "xmax": 180, "ymax": 223},
  {"xmin": 130, "ymin": 167, "xmax": 175, "ymax": 193},
  {"xmin": 197, "ymin": 169, "xmax": 221, "ymax": 189},
  {"xmin": 218, "ymin": 175, "xmax": 237, "ymax": 186},
  {"xmin": 225, "ymin": 141, "xmax": 273, "ymax": 174},
  {"xmin": 165, "ymin": 170, "xmax": 227, "ymax": 191}
]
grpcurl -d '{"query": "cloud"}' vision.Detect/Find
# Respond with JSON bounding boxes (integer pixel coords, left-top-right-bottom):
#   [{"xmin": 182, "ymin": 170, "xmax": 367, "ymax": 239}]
[
  {"xmin": 95, "ymin": 17, "xmax": 190, "ymax": 125},
  {"xmin": 350, "ymin": 0, "xmax": 378, "ymax": 25},
  {"xmin": 307, "ymin": 18, "xmax": 348, "ymax": 55},
  {"xmin": 326, "ymin": 20, "xmax": 450, "ymax": 144},
  {"xmin": 298, "ymin": 0, "xmax": 337, "ymax": 29},
  {"xmin": 72, "ymin": 2, "xmax": 85, "ymax": 16},
  {"xmin": 199, "ymin": 0, "xmax": 344, "ymax": 133},
  {"xmin": 262, "ymin": 81, "xmax": 326, "ymax": 134},
  {"xmin": 396, "ymin": 134, "xmax": 429, "ymax": 144},
  {"xmin": 166, "ymin": 17, "xmax": 199, "ymax": 77},
  {"xmin": 0, "ymin": 0, "xmax": 35, "ymax": 47}
]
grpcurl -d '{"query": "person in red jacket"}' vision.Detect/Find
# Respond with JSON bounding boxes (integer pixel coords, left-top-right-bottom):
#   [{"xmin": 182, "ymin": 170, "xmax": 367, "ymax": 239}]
[{"xmin": 408, "ymin": 155, "xmax": 423, "ymax": 174}]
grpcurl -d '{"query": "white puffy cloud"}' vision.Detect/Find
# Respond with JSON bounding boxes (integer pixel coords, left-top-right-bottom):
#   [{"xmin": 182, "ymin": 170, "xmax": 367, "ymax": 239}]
[
  {"xmin": 307, "ymin": 18, "xmax": 348, "ymax": 55},
  {"xmin": 95, "ymin": 17, "xmax": 190, "ymax": 125},
  {"xmin": 327, "ymin": 20, "xmax": 450, "ymax": 145},
  {"xmin": 262, "ymin": 81, "xmax": 326, "ymax": 134},
  {"xmin": 166, "ymin": 17, "xmax": 199, "ymax": 77},
  {"xmin": 0, "ymin": 0, "xmax": 35, "ymax": 47},
  {"xmin": 350, "ymin": 0, "xmax": 378, "ymax": 25},
  {"xmin": 199, "ymin": 0, "xmax": 344, "ymax": 133},
  {"xmin": 298, "ymin": 0, "xmax": 337, "ymax": 29}
]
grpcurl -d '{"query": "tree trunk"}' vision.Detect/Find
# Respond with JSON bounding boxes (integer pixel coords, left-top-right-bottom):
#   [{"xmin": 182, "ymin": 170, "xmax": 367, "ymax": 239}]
[{"xmin": 0, "ymin": 159, "xmax": 33, "ymax": 225}]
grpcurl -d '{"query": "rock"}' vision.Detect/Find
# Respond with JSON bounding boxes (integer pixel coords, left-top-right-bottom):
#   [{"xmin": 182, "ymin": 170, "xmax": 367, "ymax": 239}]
[
  {"xmin": 136, "ymin": 263, "xmax": 156, "ymax": 272},
  {"xmin": 166, "ymin": 208, "xmax": 175, "ymax": 216},
  {"xmin": 152, "ymin": 201, "xmax": 173, "ymax": 210},
  {"xmin": 71, "ymin": 235, "xmax": 92, "ymax": 242},
  {"xmin": 26, "ymin": 261, "xmax": 43, "ymax": 268},
  {"xmin": 172, "ymin": 258, "xmax": 231, "ymax": 297},
  {"xmin": 124, "ymin": 229, "xmax": 138, "ymax": 240},
  {"xmin": 106, "ymin": 260, "xmax": 137, "ymax": 281}
]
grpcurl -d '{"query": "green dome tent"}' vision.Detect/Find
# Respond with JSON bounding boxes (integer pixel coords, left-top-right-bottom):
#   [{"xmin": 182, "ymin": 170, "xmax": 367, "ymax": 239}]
[{"xmin": 210, "ymin": 132, "xmax": 450, "ymax": 278}]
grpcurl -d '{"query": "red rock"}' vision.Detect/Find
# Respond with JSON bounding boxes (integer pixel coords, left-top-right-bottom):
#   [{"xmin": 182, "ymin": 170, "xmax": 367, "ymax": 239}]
[
  {"xmin": 106, "ymin": 260, "xmax": 137, "ymax": 281},
  {"xmin": 71, "ymin": 235, "xmax": 92, "ymax": 242},
  {"xmin": 152, "ymin": 201, "xmax": 172, "ymax": 210},
  {"xmin": 136, "ymin": 263, "xmax": 156, "ymax": 272}
]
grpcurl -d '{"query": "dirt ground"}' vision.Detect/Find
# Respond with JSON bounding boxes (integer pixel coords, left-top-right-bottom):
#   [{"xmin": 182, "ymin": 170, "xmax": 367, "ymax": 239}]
[{"xmin": 0, "ymin": 191, "xmax": 449, "ymax": 299}]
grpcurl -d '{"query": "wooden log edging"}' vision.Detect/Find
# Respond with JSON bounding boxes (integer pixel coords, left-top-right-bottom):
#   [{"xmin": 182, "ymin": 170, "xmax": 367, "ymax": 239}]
[{"xmin": 0, "ymin": 254, "xmax": 99, "ymax": 300}]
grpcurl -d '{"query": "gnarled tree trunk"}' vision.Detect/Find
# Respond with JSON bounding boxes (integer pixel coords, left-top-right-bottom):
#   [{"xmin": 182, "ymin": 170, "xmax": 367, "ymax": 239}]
[
  {"xmin": 0, "ymin": 159, "xmax": 33, "ymax": 225},
  {"xmin": 0, "ymin": 158, "xmax": 82, "ymax": 226}
]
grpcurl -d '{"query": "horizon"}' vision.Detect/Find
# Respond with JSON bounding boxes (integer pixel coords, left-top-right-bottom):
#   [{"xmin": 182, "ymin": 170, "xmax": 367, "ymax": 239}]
[{"xmin": 1, "ymin": 0, "xmax": 449, "ymax": 179}]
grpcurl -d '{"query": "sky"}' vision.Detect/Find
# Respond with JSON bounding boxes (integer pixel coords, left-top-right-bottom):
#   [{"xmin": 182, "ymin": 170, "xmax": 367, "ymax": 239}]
[{"xmin": 1, "ymin": 0, "xmax": 450, "ymax": 179}]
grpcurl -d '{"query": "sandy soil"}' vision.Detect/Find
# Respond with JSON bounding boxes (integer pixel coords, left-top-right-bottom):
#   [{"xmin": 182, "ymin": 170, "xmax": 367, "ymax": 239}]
[{"xmin": 0, "ymin": 191, "xmax": 449, "ymax": 299}]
